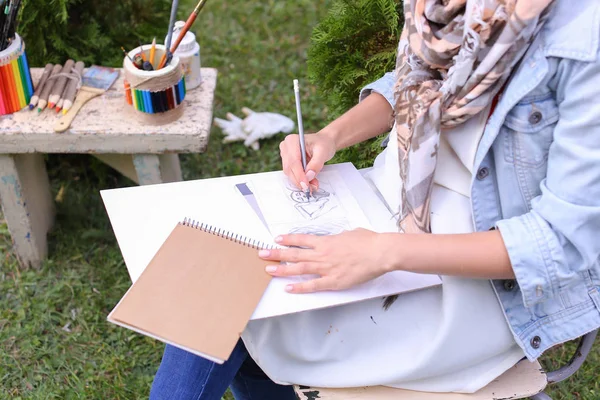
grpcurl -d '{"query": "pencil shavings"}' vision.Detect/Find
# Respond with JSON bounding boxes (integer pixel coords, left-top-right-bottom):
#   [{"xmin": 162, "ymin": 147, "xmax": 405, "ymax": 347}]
[{"xmin": 215, "ymin": 107, "xmax": 295, "ymax": 151}]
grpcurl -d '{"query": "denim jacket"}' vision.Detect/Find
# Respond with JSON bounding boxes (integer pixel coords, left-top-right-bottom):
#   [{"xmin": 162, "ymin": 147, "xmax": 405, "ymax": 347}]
[{"xmin": 360, "ymin": 0, "xmax": 600, "ymax": 361}]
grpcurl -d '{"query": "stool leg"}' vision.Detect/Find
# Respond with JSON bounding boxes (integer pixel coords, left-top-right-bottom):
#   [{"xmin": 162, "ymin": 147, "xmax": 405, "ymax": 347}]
[
  {"xmin": 132, "ymin": 154, "xmax": 183, "ymax": 185},
  {"xmin": 0, "ymin": 154, "xmax": 55, "ymax": 268}
]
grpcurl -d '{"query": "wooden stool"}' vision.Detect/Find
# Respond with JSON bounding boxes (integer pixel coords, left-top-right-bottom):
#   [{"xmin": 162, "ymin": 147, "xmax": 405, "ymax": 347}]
[{"xmin": 0, "ymin": 67, "xmax": 217, "ymax": 268}]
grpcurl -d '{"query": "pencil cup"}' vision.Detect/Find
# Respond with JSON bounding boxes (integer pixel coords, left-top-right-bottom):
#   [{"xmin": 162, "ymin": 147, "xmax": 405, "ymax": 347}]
[
  {"xmin": 123, "ymin": 44, "xmax": 186, "ymax": 124},
  {"xmin": 0, "ymin": 33, "xmax": 34, "ymax": 116}
]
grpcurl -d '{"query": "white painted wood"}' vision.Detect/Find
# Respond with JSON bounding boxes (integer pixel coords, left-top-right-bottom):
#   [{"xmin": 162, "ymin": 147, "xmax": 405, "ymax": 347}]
[
  {"xmin": 132, "ymin": 155, "xmax": 162, "ymax": 185},
  {"xmin": 0, "ymin": 68, "xmax": 217, "ymax": 154},
  {"xmin": 0, "ymin": 154, "xmax": 55, "ymax": 268},
  {"xmin": 92, "ymin": 154, "xmax": 182, "ymax": 185},
  {"xmin": 132, "ymin": 154, "xmax": 182, "ymax": 185},
  {"xmin": 0, "ymin": 67, "xmax": 216, "ymax": 266},
  {"xmin": 294, "ymin": 360, "xmax": 547, "ymax": 400},
  {"xmin": 92, "ymin": 154, "xmax": 139, "ymax": 184},
  {"xmin": 158, "ymin": 153, "xmax": 183, "ymax": 183}
]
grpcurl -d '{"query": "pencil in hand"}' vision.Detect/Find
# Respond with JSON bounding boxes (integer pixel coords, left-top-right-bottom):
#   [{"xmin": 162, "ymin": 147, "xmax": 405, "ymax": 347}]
[{"xmin": 293, "ymin": 79, "xmax": 311, "ymax": 200}]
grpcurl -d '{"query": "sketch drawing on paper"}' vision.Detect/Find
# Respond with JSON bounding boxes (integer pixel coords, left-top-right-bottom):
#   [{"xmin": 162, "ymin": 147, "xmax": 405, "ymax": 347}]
[
  {"xmin": 287, "ymin": 220, "xmax": 349, "ymax": 236},
  {"xmin": 285, "ymin": 182, "xmax": 338, "ymax": 220}
]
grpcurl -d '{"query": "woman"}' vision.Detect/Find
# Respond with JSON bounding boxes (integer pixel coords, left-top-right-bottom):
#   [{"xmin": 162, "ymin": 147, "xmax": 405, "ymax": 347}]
[{"xmin": 150, "ymin": 0, "xmax": 600, "ymax": 398}]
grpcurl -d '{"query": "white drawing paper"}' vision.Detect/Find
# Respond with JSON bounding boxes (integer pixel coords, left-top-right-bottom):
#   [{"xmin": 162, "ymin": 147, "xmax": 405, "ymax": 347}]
[
  {"xmin": 100, "ymin": 163, "xmax": 441, "ymax": 321},
  {"xmin": 248, "ymin": 169, "xmax": 372, "ymax": 238}
]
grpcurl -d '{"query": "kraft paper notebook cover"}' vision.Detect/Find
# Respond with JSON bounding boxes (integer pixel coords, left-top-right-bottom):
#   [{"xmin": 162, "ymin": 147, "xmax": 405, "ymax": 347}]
[{"xmin": 107, "ymin": 218, "xmax": 274, "ymax": 364}]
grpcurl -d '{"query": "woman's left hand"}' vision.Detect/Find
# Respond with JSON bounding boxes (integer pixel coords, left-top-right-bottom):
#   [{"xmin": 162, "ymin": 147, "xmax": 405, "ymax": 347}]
[{"xmin": 258, "ymin": 229, "xmax": 392, "ymax": 294}]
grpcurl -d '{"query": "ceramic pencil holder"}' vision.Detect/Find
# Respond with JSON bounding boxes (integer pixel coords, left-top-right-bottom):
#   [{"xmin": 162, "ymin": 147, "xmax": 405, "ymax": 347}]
[
  {"xmin": 0, "ymin": 33, "xmax": 34, "ymax": 116},
  {"xmin": 123, "ymin": 44, "xmax": 186, "ymax": 124}
]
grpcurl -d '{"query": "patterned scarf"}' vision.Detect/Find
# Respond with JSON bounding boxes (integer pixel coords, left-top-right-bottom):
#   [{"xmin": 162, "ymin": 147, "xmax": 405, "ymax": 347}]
[
  {"xmin": 382, "ymin": 0, "xmax": 553, "ymax": 310},
  {"xmin": 393, "ymin": 0, "xmax": 554, "ymax": 234}
]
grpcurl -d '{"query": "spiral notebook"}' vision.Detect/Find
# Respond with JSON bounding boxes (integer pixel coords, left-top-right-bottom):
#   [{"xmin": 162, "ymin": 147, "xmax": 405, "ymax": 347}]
[{"xmin": 107, "ymin": 218, "xmax": 275, "ymax": 364}]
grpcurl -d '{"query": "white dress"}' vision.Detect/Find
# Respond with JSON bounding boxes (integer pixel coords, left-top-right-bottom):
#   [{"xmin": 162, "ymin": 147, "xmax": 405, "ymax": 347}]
[{"xmin": 241, "ymin": 106, "xmax": 525, "ymax": 393}]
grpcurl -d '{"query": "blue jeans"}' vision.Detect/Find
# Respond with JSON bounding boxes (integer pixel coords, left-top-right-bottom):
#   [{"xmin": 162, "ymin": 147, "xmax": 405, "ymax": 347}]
[{"xmin": 149, "ymin": 339, "xmax": 297, "ymax": 400}]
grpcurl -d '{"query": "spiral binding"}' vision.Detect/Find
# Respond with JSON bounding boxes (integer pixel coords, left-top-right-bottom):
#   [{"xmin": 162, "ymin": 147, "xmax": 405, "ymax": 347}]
[{"xmin": 181, "ymin": 217, "xmax": 274, "ymax": 250}]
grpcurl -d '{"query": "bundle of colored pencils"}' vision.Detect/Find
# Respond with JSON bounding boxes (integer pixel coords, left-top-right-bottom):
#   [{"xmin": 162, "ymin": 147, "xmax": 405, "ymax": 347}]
[
  {"xmin": 0, "ymin": 0, "xmax": 23, "ymax": 51},
  {"xmin": 28, "ymin": 60, "xmax": 86, "ymax": 114}
]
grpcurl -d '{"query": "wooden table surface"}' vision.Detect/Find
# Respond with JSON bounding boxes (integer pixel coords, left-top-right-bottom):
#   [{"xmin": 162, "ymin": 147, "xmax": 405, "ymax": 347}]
[{"xmin": 0, "ymin": 67, "xmax": 218, "ymax": 154}]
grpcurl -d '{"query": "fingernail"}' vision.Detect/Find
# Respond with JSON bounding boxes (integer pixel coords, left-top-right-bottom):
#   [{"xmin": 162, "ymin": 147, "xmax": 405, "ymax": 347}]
[
  {"xmin": 259, "ymin": 250, "xmax": 270, "ymax": 258},
  {"xmin": 275, "ymin": 236, "xmax": 283, "ymax": 243},
  {"xmin": 306, "ymin": 170, "xmax": 316, "ymax": 181},
  {"xmin": 285, "ymin": 285, "xmax": 294, "ymax": 292},
  {"xmin": 300, "ymin": 181, "xmax": 309, "ymax": 191},
  {"xmin": 265, "ymin": 266, "xmax": 277, "ymax": 273}
]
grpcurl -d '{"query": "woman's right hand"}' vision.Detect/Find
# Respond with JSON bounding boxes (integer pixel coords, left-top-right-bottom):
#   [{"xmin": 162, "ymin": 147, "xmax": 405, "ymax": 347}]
[{"xmin": 279, "ymin": 131, "xmax": 337, "ymax": 192}]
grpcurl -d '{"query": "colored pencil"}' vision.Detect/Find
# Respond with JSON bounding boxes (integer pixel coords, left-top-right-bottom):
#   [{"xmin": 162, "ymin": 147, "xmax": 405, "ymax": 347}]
[
  {"xmin": 12, "ymin": 58, "xmax": 25, "ymax": 108},
  {"xmin": 144, "ymin": 90, "xmax": 153, "ymax": 114},
  {"xmin": 0, "ymin": 85, "xmax": 5, "ymax": 114},
  {"xmin": 37, "ymin": 63, "xmax": 62, "ymax": 112},
  {"xmin": 124, "ymin": 81, "xmax": 132, "ymax": 105},
  {"xmin": 17, "ymin": 54, "xmax": 30, "ymax": 104},
  {"xmin": 4, "ymin": 64, "xmax": 16, "ymax": 113},
  {"xmin": 29, "ymin": 63, "xmax": 53, "ymax": 109},
  {"xmin": 0, "ymin": 65, "xmax": 12, "ymax": 112},
  {"xmin": 0, "ymin": 67, "xmax": 7, "ymax": 114},
  {"xmin": 61, "ymin": 61, "xmax": 85, "ymax": 114},
  {"xmin": 171, "ymin": 86, "xmax": 178, "ymax": 106},
  {"xmin": 150, "ymin": 37, "xmax": 156, "ymax": 69},
  {"xmin": 166, "ymin": 85, "xmax": 174, "ymax": 109},
  {"xmin": 131, "ymin": 86, "xmax": 139, "ymax": 110}
]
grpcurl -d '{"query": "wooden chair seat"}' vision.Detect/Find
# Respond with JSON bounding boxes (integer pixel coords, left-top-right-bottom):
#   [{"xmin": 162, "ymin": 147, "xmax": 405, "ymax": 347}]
[{"xmin": 294, "ymin": 359, "xmax": 547, "ymax": 399}]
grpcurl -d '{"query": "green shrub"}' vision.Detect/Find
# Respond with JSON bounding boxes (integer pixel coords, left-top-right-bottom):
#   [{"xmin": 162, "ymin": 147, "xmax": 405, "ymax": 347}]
[
  {"xmin": 17, "ymin": 0, "xmax": 172, "ymax": 67},
  {"xmin": 306, "ymin": 0, "xmax": 403, "ymax": 168}
]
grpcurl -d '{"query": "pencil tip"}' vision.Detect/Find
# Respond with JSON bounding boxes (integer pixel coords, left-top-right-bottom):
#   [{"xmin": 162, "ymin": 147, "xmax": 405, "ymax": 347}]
[
  {"xmin": 28, "ymin": 104, "xmax": 33, "ymax": 110},
  {"xmin": 62, "ymin": 110, "xmax": 67, "ymax": 115},
  {"xmin": 48, "ymin": 103, "xmax": 55, "ymax": 109}
]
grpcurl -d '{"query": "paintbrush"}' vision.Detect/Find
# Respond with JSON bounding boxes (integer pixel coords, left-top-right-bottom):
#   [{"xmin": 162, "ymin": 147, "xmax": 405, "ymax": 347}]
[
  {"xmin": 157, "ymin": 0, "xmax": 208, "ymax": 69},
  {"xmin": 162, "ymin": 0, "xmax": 179, "ymax": 69},
  {"xmin": 54, "ymin": 66, "xmax": 119, "ymax": 133}
]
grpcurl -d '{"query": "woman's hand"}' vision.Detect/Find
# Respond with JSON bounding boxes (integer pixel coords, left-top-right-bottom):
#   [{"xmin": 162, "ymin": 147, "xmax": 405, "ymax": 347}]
[
  {"xmin": 279, "ymin": 131, "xmax": 337, "ymax": 192},
  {"xmin": 258, "ymin": 229, "xmax": 392, "ymax": 293}
]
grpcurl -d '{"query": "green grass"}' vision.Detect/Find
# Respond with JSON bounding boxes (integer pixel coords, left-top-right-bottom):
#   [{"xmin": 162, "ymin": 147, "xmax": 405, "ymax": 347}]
[{"xmin": 0, "ymin": 0, "xmax": 598, "ymax": 399}]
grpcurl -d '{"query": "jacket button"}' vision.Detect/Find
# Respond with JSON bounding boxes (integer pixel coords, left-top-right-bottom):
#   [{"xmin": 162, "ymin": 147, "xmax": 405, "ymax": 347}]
[
  {"xmin": 531, "ymin": 336, "xmax": 542, "ymax": 349},
  {"xmin": 476, "ymin": 167, "xmax": 489, "ymax": 180},
  {"xmin": 529, "ymin": 110, "xmax": 542, "ymax": 125},
  {"xmin": 503, "ymin": 280, "xmax": 516, "ymax": 291}
]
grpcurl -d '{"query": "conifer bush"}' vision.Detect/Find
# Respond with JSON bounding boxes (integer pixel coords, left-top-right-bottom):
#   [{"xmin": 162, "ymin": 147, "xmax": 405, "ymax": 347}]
[
  {"xmin": 17, "ymin": 0, "xmax": 171, "ymax": 67},
  {"xmin": 307, "ymin": 0, "xmax": 403, "ymax": 167}
]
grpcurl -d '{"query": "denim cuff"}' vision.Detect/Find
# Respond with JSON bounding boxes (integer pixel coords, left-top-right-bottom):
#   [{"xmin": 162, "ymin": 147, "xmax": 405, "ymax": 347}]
[
  {"xmin": 496, "ymin": 211, "xmax": 559, "ymax": 308},
  {"xmin": 358, "ymin": 71, "xmax": 396, "ymax": 107}
]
